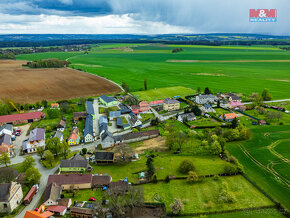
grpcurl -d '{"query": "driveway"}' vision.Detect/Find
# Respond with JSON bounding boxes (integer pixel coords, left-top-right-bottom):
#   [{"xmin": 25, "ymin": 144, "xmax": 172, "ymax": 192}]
[{"xmin": 12, "ymin": 124, "xmax": 30, "ymax": 156}]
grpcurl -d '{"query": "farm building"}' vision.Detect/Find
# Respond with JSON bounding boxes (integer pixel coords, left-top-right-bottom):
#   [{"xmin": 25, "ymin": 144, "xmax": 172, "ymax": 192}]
[
  {"xmin": 46, "ymin": 205, "xmax": 67, "ymax": 216},
  {"xmin": 56, "ymin": 120, "xmax": 66, "ymax": 132},
  {"xmin": 119, "ymin": 104, "xmax": 132, "ymax": 114},
  {"xmin": 73, "ymin": 111, "xmax": 87, "ymax": 122},
  {"xmin": 59, "ymin": 154, "xmax": 91, "ymax": 172},
  {"xmin": 0, "ymin": 182, "xmax": 23, "ymax": 214},
  {"xmin": 100, "ymin": 95, "xmax": 119, "ymax": 107},
  {"xmin": 229, "ymin": 101, "xmax": 246, "ymax": 111},
  {"xmin": 95, "ymin": 152, "xmax": 115, "ymax": 164},
  {"xmin": 92, "ymin": 175, "xmax": 112, "ymax": 188},
  {"xmin": 86, "ymin": 101, "xmax": 95, "ymax": 117},
  {"xmin": 163, "ymin": 98, "xmax": 180, "ymax": 111},
  {"xmin": 84, "ymin": 115, "xmax": 94, "ymax": 143},
  {"xmin": 0, "ymin": 112, "xmax": 45, "ymax": 125},
  {"xmin": 220, "ymin": 113, "xmax": 237, "ymax": 122},
  {"xmin": 195, "ymin": 94, "xmax": 218, "ymax": 104},
  {"xmin": 23, "ymin": 128, "xmax": 45, "ymax": 154},
  {"xmin": 114, "ymin": 129, "xmax": 160, "ymax": 144},
  {"xmin": 68, "ymin": 128, "xmax": 80, "ymax": 145},
  {"xmin": 109, "ymin": 111, "xmax": 121, "ymax": 120},
  {"xmin": 47, "ymin": 174, "xmax": 93, "ymax": 190},
  {"xmin": 70, "ymin": 207, "xmax": 95, "ymax": 218}
]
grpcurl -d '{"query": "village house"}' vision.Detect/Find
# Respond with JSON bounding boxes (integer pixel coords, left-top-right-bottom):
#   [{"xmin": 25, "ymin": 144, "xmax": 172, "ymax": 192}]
[
  {"xmin": 51, "ymin": 103, "xmax": 59, "ymax": 108},
  {"xmin": 177, "ymin": 113, "xmax": 196, "ymax": 122},
  {"xmin": 84, "ymin": 115, "xmax": 94, "ymax": 143},
  {"xmin": 139, "ymin": 101, "xmax": 150, "ymax": 112},
  {"xmin": 0, "ymin": 182, "xmax": 23, "ymax": 214},
  {"xmin": 220, "ymin": 113, "xmax": 237, "ymax": 122},
  {"xmin": 0, "ymin": 111, "xmax": 45, "ymax": 125},
  {"xmin": 24, "ymin": 205, "xmax": 54, "ymax": 218},
  {"xmin": 54, "ymin": 131, "xmax": 63, "ymax": 142},
  {"xmin": 68, "ymin": 128, "xmax": 80, "ymax": 146},
  {"xmin": 99, "ymin": 115, "xmax": 108, "ymax": 135},
  {"xmin": 43, "ymin": 182, "xmax": 62, "ymax": 206},
  {"xmin": 119, "ymin": 104, "xmax": 132, "ymax": 114},
  {"xmin": 229, "ymin": 101, "xmax": 246, "ymax": 111},
  {"xmin": 56, "ymin": 120, "xmax": 66, "ymax": 132},
  {"xmin": 59, "ymin": 154, "xmax": 91, "ymax": 172},
  {"xmin": 200, "ymin": 103, "xmax": 216, "ymax": 113},
  {"xmin": 129, "ymin": 112, "xmax": 142, "ymax": 127},
  {"xmin": 163, "ymin": 98, "xmax": 180, "ymax": 111},
  {"xmin": 95, "ymin": 151, "xmax": 115, "ymax": 164},
  {"xmin": 100, "ymin": 130, "xmax": 115, "ymax": 149},
  {"xmin": 86, "ymin": 101, "xmax": 95, "ymax": 118},
  {"xmin": 46, "ymin": 205, "xmax": 67, "ymax": 216},
  {"xmin": 131, "ymin": 105, "xmax": 140, "ymax": 114},
  {"xmin": 23, "ymin": 128, "xmax": 45, "ymax": 153},
  {"xmin": 116, "ymin": 117, "xmax": 123, "ymax": 128},
  {"xmin": 109, "ymin": 111, "xmax": 121, "ymax": 120},
  {"xmin": 0, "ymin": 124, "xmax": 13, "ymax": 136},
  {"xmin": 227, "ymin": 93, "xmax": 242, "ymax": 102},
  {"xmin": 195, "ymin": 94, "xmax": 218, "ymax": 105},
  {"xmin": 0, "ymin": 134, "xmax": 11, "ymax": 155},
  {"xmin": 99, "ymin": 95, "xmax": 119, "ymax": 107}
]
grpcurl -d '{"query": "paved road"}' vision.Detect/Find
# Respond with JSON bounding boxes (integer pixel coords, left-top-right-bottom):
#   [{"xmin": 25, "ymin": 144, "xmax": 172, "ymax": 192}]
[{"xmin": 243, "ymin": 99, "xmax": 290, "ymax": 105}]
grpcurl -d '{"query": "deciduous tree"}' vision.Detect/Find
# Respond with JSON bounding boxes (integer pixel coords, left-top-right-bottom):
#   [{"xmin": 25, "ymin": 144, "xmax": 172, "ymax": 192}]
[
  {"xmin": 0, "ymin": 153, "xmax": 11, "ymax": 167},
  {"xmin": 170, "ymin": 198, "xmax": 184, "ymax": 215},
  {"xmin": 24, "ymin": 167, "xmax": 41, "ymax": 186}
]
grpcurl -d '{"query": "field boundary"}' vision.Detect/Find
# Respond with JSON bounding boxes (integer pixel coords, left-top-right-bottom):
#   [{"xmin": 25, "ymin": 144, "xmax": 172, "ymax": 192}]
[{"xmin": 166, "ymin": 59, "xmax": 290, "ymax": 63}]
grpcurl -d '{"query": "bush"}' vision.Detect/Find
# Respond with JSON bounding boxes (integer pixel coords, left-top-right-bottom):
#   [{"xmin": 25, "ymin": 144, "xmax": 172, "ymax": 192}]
[
  {"xmin": 224, "ymin": 163, "xmax": 239, "ymax": 175},
  {"xmin": 165, "ymin": 175, "xmax": 170, "ymax": 183},
  {"xmin": 178, "ymin": 160, "xmax": 195, "ymax": 174},
  {"xmin": 213, "ymin": 175, "xmax": 220, "ymax": 181},
  {"xmin": 228, "ymin": 156, "xmax": 238, "ymax": 165},
  {"xmin": 170, "ymin": 198, "xmax": 184, "ymax": 215},
  {"xmin": 187, "ymin": 171, "xmax": 199, "ymax": 184},
  {"xmin": 218, "ymin": 182, "xmax": 236, "ymax": 203},
  {"xmin": 152, "ymin": 175, "xmax": 157, "ymax": 183}
]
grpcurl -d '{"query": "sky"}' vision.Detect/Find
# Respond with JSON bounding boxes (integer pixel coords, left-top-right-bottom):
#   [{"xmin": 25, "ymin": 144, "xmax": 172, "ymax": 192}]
[{"xmin": 0, "ymin": 0, "xmax": 289, "ymax": 35}]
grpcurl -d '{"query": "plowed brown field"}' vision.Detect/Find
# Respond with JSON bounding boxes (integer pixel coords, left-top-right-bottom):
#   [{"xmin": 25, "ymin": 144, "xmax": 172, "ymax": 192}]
[{"xmin": 0, "ymin": 60, "xmax": 121, "ymax": 103}]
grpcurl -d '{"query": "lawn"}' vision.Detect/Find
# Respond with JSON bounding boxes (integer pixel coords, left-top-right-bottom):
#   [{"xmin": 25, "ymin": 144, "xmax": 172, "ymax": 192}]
[
  {"xmin": 207, "ymin": 208, "xmax": 284, "ymax": 218},
  {"xmin": 133, "ymin": 86, "xmax": 195, "ymax": 102},
  {"xmin": 17, "ymin": 44, "xmax": 290, "ymax": 99},
  {"xmin": 142, "ymin": 175, "xmax": 274, "ymax": 214},
  {"xmin": 91, "ymin": 153, "xmax": 230, "ymax": 183},
  {"xmin": 140, "ymin": 113, "xmax": 154, "ymax": 122},
  {"xmin": 62, "ymin": 189, "xmax": 104, "ymax": 203},
  {"xmin": 187, "ymin": 117, "xmax": 222, "ymax": 127},
  {"xmin": 244, "ymin": 109, "xmax": 290, "ymax": 125},
  {"xmin": 226, "ymin": 125, "xmax": 290, "ymax": 211}
]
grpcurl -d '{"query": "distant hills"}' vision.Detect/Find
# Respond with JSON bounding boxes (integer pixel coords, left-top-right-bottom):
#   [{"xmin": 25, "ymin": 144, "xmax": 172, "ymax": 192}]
[{"xmin": 0, "ymin": 33, "xmax": 289, "ymax": 47}]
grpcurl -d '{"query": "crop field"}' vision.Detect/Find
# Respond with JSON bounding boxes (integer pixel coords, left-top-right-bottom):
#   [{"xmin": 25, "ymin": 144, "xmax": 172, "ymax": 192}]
[
  {"xmin": 133, "ymin": 86, "xmax": 195, "ymax": 101},
  {"xmin": 16, "ymin": 44, "xmax": 290, "ymax": 99},
  {"xmin": 226, "ymin": 125, "xmax": 290, "ymax": 211},
  {"xmin": 142, "ymin": 175, "xmax": 274, "ymax": 214},
  {"xmin": 0, "ymin": 60, "xmax": 120, "ymax": 103}
]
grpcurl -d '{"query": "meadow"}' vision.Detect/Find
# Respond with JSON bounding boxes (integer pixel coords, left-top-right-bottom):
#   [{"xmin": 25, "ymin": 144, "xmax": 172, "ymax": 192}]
[
  {"xmin": 226, "ymin": 125, "xmax": 290, "ymax": 211},
  {"xmin": 16, "ymin": 43, "xmax": 290, "ymax": 99},
  {"xmin": 142, "ymin": 176, "xmax": 274, "ymax": 214}
]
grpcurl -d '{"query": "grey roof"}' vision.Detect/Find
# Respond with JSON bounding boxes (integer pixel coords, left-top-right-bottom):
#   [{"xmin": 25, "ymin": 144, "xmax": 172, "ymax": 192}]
[
  {"xmin": 109, "ymin": 111, "xmax": 121, "ymax": 118},
  {"xmin": 0, "ymin": 134, "xmax": 11, "ymax": 146},
  {"xmin": 99, "ymin": 115, "xmax": 108, "ymax": 133},
  {"xmin": 0, "ymin": 183, "xmax": 10, "ymax": 201},
  {"xmin": 99, "ymin": 123, "xmax": 108, "ymax": 134},
  {"xmin": 86, "ymin": 101, "xmax": 94, "ymax": 115},
  {"xmin": 60, "ymin": 159, "xmax": 89, "ymax": 168},
  {"xmin": 84, "ymin": 115, "xmax": 93, "ymax": 137},
  {"xmin": 71, "ymin": 154, "xmax": 85, "ymax": 161},
  {"xmin": 54, "ymin": 131, "xmax": 63, "ymax": 140},
  {"xmin": 228, "ymin": 93, "xmax": 241, "ymax": 100},
  {"xmin": 100, "ymin": 95, "xmax": 117, "ymax": 104},
  {"xmin": 29, "ymin": 128, "xmax": 45, "ymax": 141},
  {"xmin": 101, "ymin": 130, "xmax": 113, "ymax": 141},
  {"xmin": 203, "ymin": 103, "xmax": 212, "ymax": 109},
  {"xmin": 197, "ymin": 94, "xmax": 216, "ymax": 99},
  {"xmin": 164, "ymin": 98, "xmax": 179, "ymax": 104},
  {"xmin": 99, "ymin": 115, "xmax": 108, "ymax": 124},
  {"xmin": 116, "ymin": 117, "xmax": 123, "ymax": 127},
  {"xmin": 43, "ymin": 182, "xmax": 61, "ymax": 203},
  {"xmin": 179, "ymin": 112, "xmax": 195, "ymax": 119},
  {"xmin": 95, "ymin": 152, "xmax": 114, "ymax": 160},
  {"xmin": 57, "ymin": 120, "xmax": 66, "ymax": 128},
  {"xmin": 119, "ymin": 104, "xmax": 132, "ymax": 114},
  {"xmin": 0, "ymin": 124, "xmax": 13, "ymax": 133}
]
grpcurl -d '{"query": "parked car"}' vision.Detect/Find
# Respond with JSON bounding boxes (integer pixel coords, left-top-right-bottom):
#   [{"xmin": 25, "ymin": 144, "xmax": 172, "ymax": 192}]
[{"xmin": 88, "ymin": 197, "xmax": 96, "ymax": 201}]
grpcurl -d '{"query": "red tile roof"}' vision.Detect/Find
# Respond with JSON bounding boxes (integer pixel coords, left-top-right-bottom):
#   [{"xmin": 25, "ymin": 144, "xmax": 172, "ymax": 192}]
[
  {"xmin": 47, "ymin": 205, "xmax": 66, "ymax": 213},
  {"xmin": 149, "ymin": 100, "xmax": 164, "ymax": 105},
  {"xmin": 47, "ymin": 174, "xmax": 92, "ymax": 186},
  {"xmin": 223, "ymin": 113, "xmax": 237, "ymax": 120},
  {"xmin": 0, "ymin": 112, "xmax": 45, "ymax": 123}
]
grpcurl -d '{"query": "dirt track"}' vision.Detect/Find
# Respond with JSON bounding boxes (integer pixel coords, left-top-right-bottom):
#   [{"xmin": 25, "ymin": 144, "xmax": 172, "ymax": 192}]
[
  {"xmin": 0, "ymin": 60, "xmax": 121, "ymax": 103},
  {"xmin": 166, "ymin": 59, "xmax": 290, "ymax": 63}
]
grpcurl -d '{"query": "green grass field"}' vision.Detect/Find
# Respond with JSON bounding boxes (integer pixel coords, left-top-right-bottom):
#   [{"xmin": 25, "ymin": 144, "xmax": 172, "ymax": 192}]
[
  {"xmin": 142, "ymin": 175, "xmax": 274, "ymax": 214},
  {"xmin": 207, "ymin": 208, "xmax": 284, "ymax": 218},
  {"xmin": 133, "ymin": 86, "xmax": 195, "ymax": 101},
  {"xmin": 16, "ymin": 44, "xmax": 290, "ymax": 99},
  {"xmin": 226, "ymin": 125, "xmax": 290, "ymax": 211}
]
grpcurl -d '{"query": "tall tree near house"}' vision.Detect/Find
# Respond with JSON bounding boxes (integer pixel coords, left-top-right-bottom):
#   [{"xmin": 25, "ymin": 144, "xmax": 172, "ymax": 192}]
[
  {"xmin": 24, "ymin": 167, "xmax": 41, "ymax": 186},
  {"xmin": 43, "ymin": 150, "xmax": 54, "ymax": 167},
  {"xmin": 0, "ymin": 153, "xmax": 11, "ymax": 167},
  {"xmin": 61, "ymin": 141, "xmax": 71, "ymax": 159},
  {"xmin": 46, "ymin": 137, "xmax": 62, "ymax": 157},
  {"xmin": 41, "ymin": 99, "xmax": 48, "ymax": 108},
  {"xmin": 231, "ymin": 118, "xmax": 239, "ymax": 129},
  {"xmin": 144, "ymin": 78, "xmax": 147, "ymax": 90},
  {"xmin": 37, "ymin": 147, "xmax": 45, "ymax": 160},
  {"xmin": 20, "ymin": 155, "xmax": 36, "ymax": 172},
  {"xmin": 204, "ymin": 87, "xmax": 211, "ymax": 94},
  {"xmin": 176, "ymin": 131, "xmax": 187, "ymax": 151}
]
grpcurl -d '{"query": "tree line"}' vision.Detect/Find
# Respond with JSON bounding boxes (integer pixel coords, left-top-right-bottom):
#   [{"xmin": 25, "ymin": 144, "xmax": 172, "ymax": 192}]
[{"xmin": 25, "ymin": 58, "xmax": 69, "ymax": 68}]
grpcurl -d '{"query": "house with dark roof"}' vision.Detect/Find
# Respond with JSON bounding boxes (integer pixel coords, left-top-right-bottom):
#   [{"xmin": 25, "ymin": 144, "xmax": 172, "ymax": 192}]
[
  {"xmin": 23, "ymin": 128, "xmax": 45, "ymax": 153},
  {"xmin": 99, "ymin": 115, "xmax": 108, "ymax": 135},
  {"xmin": 0, "ymin": 182, "xmax": 23, "ymax": 213},
  {"xmin": 54, "ymin": 131, "xmax": 63, "ymax": 142},
  {"xmin": 163, "ymin": 98, "xmax": 180, "ymax": 111},
  {"xmin": 86, "ymin": 101, "xmax": 95, "ymax": 117},
  {"xmin": 227, "ymin": 93, "xmax": 242, "ymax": 102},
  {"xmin": 109, "ymin": 111, "xmax": 121, "ymax": 120},
  {"xmin": 43, "ymin": 182, "xmax": 62, "ymax": 206},
  {"xmin": 200, "ymin": 103, "xmax": 216, "ymax": 113},
  {"xmin": 95, "ymin": 152, "xmax": 115, "ymax": 164},
  {"xmin": 92, "ymin": 175, "xmax": 112, "ymax": 188},
  {"xmin": 116, "ymin": 117, "xmax": 123, "ymax": 128},
  {"xmin": 59, "ymin": 154, "xmax": 91, "ymax": 172},
  {"xmin": 119, "ymin": 104, "xmax": 132, "ymax": 114},
  {"xmin": 99, "ymin": 95, "xmax": 119, "ymax": 107},
  {"xmin": 0, "ymin": 124, "xmax": 13, "ymax": 136},
  {"xmin": 114, "ymin": 129, "xmax": 160, "ymax": 144},
  {"xmin": 70, "ymin": 207, "xmax": 95, "ymax": 218},
  {"xmin": 177, "ymin": 113, "xmax": 196, "ymax": 122},
  {"xmin": 73, "ymin": 111, "xmax": 87, "ymax": 122},
  {"xmin": 100, "ymin": 130, "xmax": 114, "ymax": 149},
  {"xmin": 56, "ymin": 120, "xmax": 66, "ymax": 132},
  {"xmin": 84, "ymin": 115, "xmax": 94, "ymax": 143},
  {"xmin": 195, "ymin": 94, "xmax": 218, "ymax": 104}
]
